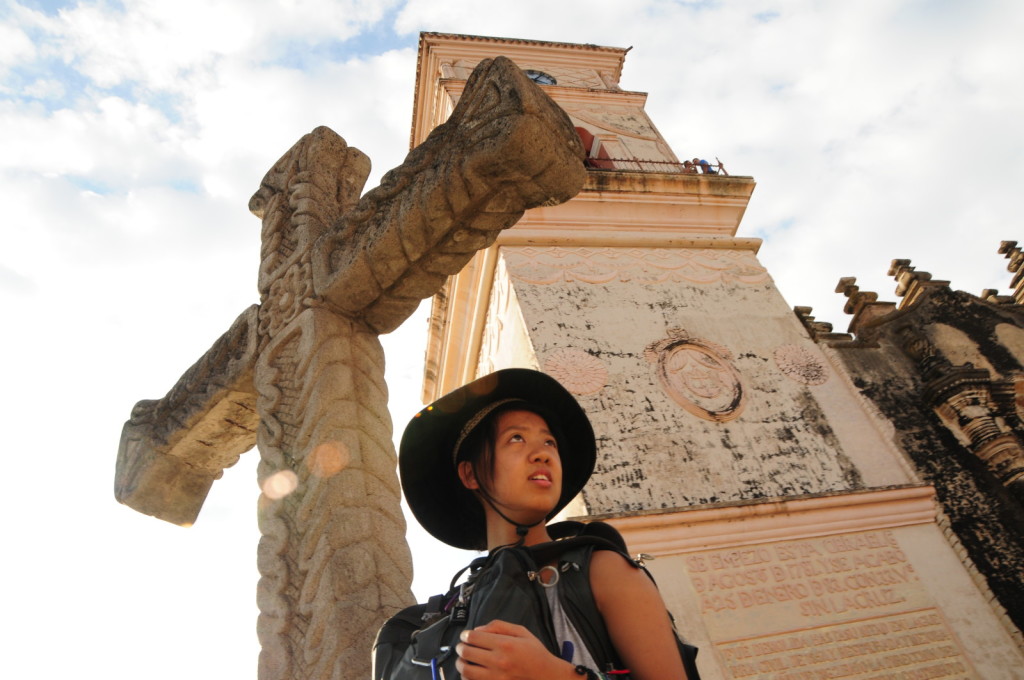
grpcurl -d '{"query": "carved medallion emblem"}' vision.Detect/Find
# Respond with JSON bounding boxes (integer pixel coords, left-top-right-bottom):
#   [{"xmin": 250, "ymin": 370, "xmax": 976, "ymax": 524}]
[
  {"xmin": 774, "ymin": 344, "xmax": 829, "ymax": 386},
  {"xmin": 645, "ymin": 329, "xmax": 744, "ymax": 422},
  {"xmin": 543, "ymin": 348, "xmax": 608, "ymax": 395}
]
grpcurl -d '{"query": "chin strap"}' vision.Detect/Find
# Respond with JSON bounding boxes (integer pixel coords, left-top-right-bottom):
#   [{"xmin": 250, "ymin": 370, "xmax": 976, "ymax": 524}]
[{"xmin": 477, "ymin": 488, "xmax": 543, "ymax": 548}]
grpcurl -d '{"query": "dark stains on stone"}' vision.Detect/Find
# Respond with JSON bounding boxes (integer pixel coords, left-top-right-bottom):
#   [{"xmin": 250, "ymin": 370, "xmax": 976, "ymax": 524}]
[
  {"xmin": 773, "ymin": 426, "xmax": 798, "ymax": 443},
  {"xmin": 737, "ymin": 352, "xmax": 765, "ymax": 361},
  {"xmin": 825, "ymin": 281, "xmax": 1024, "ymax": 631},
  {"xmin": 584, "ymin": 348, "xmax": 636, "ymax": 359}
]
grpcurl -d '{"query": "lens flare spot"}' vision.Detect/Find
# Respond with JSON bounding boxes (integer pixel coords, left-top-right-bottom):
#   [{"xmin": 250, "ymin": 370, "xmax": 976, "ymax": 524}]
[
  {"xmin": 307, "ymin": 441, "xmax": 350, "ymax": 478},
  {"xmin": 468, "ymin": 373, "xmax": 499, "ymax": 397},
  {"xmin": 262, "ymin": 469, "xmax": 299, "ymax": 499}
]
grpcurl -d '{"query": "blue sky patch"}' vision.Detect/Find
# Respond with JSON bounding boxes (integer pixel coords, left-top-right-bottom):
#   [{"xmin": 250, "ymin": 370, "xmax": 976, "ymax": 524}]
[{"xmin": 11, "ymin": 0, "xmax": 79, "ymax": 16}]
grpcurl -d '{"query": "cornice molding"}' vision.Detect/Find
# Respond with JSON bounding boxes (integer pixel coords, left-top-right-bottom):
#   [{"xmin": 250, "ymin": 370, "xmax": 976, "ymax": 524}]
[{"xmin": 595, "ymin": 486, "xmax": 937, "ymax": 556}]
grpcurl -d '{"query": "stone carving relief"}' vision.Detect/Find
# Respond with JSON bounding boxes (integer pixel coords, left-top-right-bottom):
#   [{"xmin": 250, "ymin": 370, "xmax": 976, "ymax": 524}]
[
  {"xmin": 250, "ymin": 127, "xmax": 367, "ymax": 295},
  {"xmin": 115, "ymin": 306, "xmax": 261, "ymax": 525},
  {"xmin": 257, "ymin": 260, "xmax": 315, "ymax": 339},
  {"xmin": 543, "ymin": 348, "xmax": 609, "ymax": 395},
  {"xmin": 504, "ymin": 246, "xmax": 770, "ymax": 286},
  {"xmin": 774, "ymin": 343, "xmax": 830, "ymax": 386},
  {"xmin": 898, "ymin": 326, "xmax": 1024, "ymax": 494},
  {"xmin": 645, "ymin": 328, "xmax": 745, "ymax": 422},
  {"xmin": 115, "ymin": 56, "xmax": 586, "ymax": 680}
]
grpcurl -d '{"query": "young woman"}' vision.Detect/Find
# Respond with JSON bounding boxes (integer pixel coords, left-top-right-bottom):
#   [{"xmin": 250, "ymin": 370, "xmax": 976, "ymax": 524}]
[{"xmin": 399, "ymin": 368, "xmax": 691, "ymax": 680}]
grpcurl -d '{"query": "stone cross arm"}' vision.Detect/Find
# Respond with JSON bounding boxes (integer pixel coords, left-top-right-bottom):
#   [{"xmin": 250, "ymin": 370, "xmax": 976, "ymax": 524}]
[
  {"xmin": 114, "ymin": 55, "xmax": 586, "ymax": 529},
  {"xmin": 312, "ymin": 55, "xmax": 587, "ymax": 333},
  {"xmin": 115, "ymin": 305, "xmax": 260, "ymax": 525}
]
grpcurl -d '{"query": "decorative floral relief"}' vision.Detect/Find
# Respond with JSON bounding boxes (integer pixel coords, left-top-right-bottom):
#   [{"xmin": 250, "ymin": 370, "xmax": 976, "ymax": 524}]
[
  {"xmin": 774, "ymin": 344, "xmax": 829, "ymax": 386},
  {"xmin": 504, "ymin": 247, "xmax": 769, "ymax": 286},
  {"xmin": 645, "ymin": 328, "xmax": 744, "ymax": 422},
  {"xmin": 543, "ymin": 348, "xmax": 608, "ymax": 395},
  {"xmin": 258, "ymin": 260, "xmax": 314, "ymax": 339}
]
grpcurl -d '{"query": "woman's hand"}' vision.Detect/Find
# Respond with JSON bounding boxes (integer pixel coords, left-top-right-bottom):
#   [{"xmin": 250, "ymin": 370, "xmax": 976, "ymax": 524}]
[{"xmin": 454, "ymin": 620, "xmax": 579, "ymax": 680}]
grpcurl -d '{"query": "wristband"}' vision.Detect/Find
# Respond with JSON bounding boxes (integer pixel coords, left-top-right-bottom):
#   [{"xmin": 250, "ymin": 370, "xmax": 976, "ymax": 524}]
[{"xmin": 573, "ymin": 666, "xmax": 601, "ymax": 679}]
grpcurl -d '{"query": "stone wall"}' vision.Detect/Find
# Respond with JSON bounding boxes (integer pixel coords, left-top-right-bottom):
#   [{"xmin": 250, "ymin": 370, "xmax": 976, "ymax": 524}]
[{"xmin": 825, "ymin": 282, "xmax": 1024, "ymax": 634}]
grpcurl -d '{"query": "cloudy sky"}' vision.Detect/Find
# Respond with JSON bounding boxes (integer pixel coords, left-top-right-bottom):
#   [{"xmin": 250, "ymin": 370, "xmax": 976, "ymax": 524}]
[{"xmin": 2, "ymin": 0, "xmax": 1022, "ymax": 677}]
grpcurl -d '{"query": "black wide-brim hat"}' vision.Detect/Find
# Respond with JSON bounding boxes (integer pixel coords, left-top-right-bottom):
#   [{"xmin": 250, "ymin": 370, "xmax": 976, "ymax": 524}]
[{"xmin": 399, "ymin": 368, "xmax": 596, "ymax": 550}]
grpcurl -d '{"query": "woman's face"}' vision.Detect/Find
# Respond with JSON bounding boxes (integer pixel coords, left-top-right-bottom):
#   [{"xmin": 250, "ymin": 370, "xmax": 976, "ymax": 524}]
[{"xmin": 460, "ymin": 409, "xmax": 563, "ymax": 521}]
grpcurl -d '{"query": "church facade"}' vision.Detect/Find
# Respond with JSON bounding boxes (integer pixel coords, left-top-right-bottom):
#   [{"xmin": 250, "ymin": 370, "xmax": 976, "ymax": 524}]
[
  {"xmin": 412, "ymin": 33, "xmax": 1024, "ymax": 679},
  {"xmin": 800, "ymin": 249, "xmax": 1024, "ymax": 638}
]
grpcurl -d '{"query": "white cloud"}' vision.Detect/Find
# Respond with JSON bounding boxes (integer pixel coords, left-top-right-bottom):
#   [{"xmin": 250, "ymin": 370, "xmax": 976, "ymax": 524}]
[
  {"xmin": 45, "ymin": 0, "xmax": 402, "ymax": 91},
  {"xmin": 1, "ymin": 96, "xmax": 189, "ymax": 183},
  {"xmin": 0, "ymin": 261, "xmax": 35, "ymax": 293},
  {"xmin": 0, "ymin": 21, "xmax": 35, "ymax": 70},
  {"xmin": 183, "ymin": 48, "xmax": 417, "ymax": 200},
  {"xmin": 20, "ymin": 75, "xmax": 65, "ymax": 98}
]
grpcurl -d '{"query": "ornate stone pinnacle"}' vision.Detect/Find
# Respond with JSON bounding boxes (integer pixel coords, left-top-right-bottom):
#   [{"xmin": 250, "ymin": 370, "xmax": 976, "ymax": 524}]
[
  {"xmin": 794, "ymin": 306, "xmax": 833, "ymax": 338},
  {"xmin": 998, "ymin": 240, "xmax": 1024, "ymax": 304}
]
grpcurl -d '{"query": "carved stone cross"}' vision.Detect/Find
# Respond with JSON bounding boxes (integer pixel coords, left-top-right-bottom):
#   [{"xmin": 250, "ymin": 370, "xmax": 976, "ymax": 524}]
[{"xmin": 114, "ymin": 57, "xmax": 585, "ymax": 680}]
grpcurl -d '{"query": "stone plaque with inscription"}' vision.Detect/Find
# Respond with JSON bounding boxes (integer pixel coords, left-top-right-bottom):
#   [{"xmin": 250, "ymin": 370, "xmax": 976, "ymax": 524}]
[{"xmin": 682, "ymin": 530, "xmax": 976, "ymax": 679}]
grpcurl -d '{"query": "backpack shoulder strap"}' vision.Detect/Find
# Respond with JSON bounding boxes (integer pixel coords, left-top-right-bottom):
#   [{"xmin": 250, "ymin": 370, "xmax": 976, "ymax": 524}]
[
  {"xmin": 527, "ymin": 521, "xmax": 635, "ymax": 673},
  {"xmin": 540, "ymin": 521, "xmax": 704, "ymax": 680},
  {"xmin": 531, "ymin": 520, "xmax": 632, "ymax": 566}
]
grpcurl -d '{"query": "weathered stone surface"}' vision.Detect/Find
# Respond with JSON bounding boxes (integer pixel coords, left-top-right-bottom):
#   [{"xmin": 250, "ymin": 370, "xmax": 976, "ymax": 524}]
[
  {"xmin": 115, "ymin": 305, "xmax": 260, "ymax": 524},
  {"xmin": 312, "ymin": 56, "xmax": 585, "ymax": 334},
  {"xmin": 115, "ymin": 54, "xmax": 585, "ymax": 680},
  {"xmin": 499, "ymin": 245, "xmax": 868, "ymax": 510},
  {"xmin": 826, "ymin": 279, "xmax": 1024, "ymax": 634},
  {"xmin": 250, "ymin": 126, "xmax": 370, "ymax": 296},
  {"xmin": 613, "ymin": 492, "xmax": 1016, "ymax": 680}
]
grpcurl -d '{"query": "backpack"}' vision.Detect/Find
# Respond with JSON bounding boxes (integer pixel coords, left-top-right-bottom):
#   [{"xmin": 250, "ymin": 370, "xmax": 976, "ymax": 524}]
[{"xmin": 372, "ymin": 521, "xmax": 701, "ymax": 680}]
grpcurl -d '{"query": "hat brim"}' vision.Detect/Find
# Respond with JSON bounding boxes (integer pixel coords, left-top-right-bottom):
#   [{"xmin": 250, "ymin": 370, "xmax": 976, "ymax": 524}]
[{"xmin": 399, "ymin": 368, "xmax": 596, "ymax": 550}]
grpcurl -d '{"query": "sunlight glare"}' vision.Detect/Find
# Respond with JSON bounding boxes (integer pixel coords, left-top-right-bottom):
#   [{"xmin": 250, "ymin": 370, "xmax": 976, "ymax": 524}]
[
  {"xmin": 261, "ymin": 469, "xmax": 299, "ymax": 500},
  {"xmin": 307, "ymin": 441, "xmax": 350, "ymax": 478}
]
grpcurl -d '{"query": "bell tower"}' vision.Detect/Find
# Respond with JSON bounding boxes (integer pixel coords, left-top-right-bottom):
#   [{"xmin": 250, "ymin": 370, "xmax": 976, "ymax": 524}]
[{"xmin": 411, "ymin": 33, "xmax": 1022, "ymax": 679}]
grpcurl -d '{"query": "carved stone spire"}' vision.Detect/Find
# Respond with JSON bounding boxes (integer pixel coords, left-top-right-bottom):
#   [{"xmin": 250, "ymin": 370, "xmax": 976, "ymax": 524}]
[
  {"xmin": 888, "ymin": 258, "xmax": 949, "ymax": 306},
  {"xmin": 793, "ymin": 306, "xmax": 833, "ymax": 340},
  {"xmin": 836, "ymin": 276, "xmax": 896, "ymax": 334},
  {"xmin": 998, "ymin": 240, "xmax": 1024, "ymax": 305}
]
